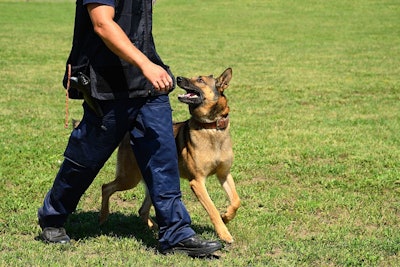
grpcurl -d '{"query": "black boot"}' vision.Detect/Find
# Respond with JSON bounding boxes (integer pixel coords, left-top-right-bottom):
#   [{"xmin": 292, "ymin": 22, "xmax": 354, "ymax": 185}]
[{"xmin": 161, "ymin": 235, "xmax": 222, "ymax": 257}]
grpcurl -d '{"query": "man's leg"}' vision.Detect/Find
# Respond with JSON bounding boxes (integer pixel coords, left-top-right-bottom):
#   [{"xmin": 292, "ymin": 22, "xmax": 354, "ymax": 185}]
[
  {"xmin": 38, "ymin": 101, "xmax": 133, "ymax": 240},
  {"xmin": 130, "ymin": 95, "xmax": 195, "ymax": 250}
]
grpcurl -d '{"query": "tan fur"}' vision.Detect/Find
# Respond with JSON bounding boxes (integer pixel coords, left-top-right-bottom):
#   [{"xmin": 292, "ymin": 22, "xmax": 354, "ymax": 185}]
[{"xmin": 99, "ymin": 68, "xmax": 240, "ymax": 243}]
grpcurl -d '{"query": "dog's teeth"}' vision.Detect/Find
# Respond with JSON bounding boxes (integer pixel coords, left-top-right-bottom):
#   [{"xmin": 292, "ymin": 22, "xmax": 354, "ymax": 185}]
[
  {"xmin": 179, "ymin": 93, "xmax": 198, "ymax": 98},
  {"xmin": 178, "ymin": 93, "xmax": 199, "ymax": 102}
]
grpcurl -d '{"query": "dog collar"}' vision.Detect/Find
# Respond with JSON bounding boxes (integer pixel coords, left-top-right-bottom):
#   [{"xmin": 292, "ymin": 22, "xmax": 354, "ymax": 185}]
[{"xmin": 197, "ymin": 115, "xmax": 229, "ymax": 130}]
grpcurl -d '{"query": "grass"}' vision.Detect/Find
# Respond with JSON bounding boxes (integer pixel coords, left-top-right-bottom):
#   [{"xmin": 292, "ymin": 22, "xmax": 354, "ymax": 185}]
[{"xmin": 1, "ymin": 0, "xmax": 399, "ymax": 266}]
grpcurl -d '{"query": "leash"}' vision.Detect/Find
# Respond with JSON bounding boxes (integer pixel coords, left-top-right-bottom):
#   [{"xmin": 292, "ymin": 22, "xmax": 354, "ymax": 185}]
[{"xmin": 64, "ymin": 64, "xmax": 71, "ymax": 129}]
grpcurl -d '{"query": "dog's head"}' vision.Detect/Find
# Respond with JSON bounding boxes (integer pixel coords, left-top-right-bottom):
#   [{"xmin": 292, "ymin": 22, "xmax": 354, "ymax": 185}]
[{"xmin": 176, "ymin": 68, "xmax": 232, "ymax": 123}]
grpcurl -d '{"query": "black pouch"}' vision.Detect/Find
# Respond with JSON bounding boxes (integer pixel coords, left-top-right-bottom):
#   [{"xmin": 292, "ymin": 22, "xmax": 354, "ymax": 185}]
[
  {"xmin": 62, "ymin": 49, "xmax": 103, "ymax": 117},
  {"xmin": 62, "ymin": 56, "xmax": 90, "ymax": 100}
]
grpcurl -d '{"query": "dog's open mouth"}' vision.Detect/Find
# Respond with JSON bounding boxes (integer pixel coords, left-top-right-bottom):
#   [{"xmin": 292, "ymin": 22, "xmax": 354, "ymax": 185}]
[{"xmin": 178, "ymin": 89, "xmax": 203, "ymax": 105}]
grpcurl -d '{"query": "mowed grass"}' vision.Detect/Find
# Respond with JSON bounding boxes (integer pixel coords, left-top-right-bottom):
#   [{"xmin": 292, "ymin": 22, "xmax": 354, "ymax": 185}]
[{"xmin": 1, "ymin": 0, "xmax": 399, "ymax": 266}]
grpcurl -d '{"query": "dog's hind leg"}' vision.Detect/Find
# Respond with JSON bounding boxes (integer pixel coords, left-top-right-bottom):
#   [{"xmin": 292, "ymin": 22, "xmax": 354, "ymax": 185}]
[
  {"xmin": 99, "ymin": 177, "xmax": 138, "ymax": 224},
  {"xmin": 99, "ymin": 133, "xmax": 142, "ymax": 224},
  {"xmin": 189, "ymin": 178, "xmax": 234, "ymax": 243},
  {"xmin": 218, "ymin": 172, "xmax": 240, "ymax": 224},
  {"xmin": 138, "ymin": 185, "xmax": 158, "ymax": 230}
]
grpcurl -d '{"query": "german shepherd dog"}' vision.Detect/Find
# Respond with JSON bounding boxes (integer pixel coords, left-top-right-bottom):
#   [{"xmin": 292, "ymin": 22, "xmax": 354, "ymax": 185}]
[{"xmin": 99, "ymin": 68, "xmax": 240, "ymax": 243}]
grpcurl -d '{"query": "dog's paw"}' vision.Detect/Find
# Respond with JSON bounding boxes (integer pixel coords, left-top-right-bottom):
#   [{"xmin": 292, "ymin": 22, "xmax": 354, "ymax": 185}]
[
  {"xmin": 147, "ymin": 218, "xmax": 159, "ymax": 230},
  {"xmin": 219, "ymin": 232, "xmax": 234, "ymax": 244},
  {"xmin": 221, "ymin": 213, "xmax": 235, "ymax": 224}
]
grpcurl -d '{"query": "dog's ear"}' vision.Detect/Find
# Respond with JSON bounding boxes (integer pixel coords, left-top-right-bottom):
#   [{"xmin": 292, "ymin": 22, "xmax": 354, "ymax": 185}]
[{"xmin": 216, "ymin": 68, "xmax": 232, "ymax": 92}]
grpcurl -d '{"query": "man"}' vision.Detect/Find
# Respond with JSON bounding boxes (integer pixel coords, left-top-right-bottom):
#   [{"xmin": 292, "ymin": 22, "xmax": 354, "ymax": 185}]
[{"xmin": 37, "ymin": 0, "xmax": 222, "ymax": 257}]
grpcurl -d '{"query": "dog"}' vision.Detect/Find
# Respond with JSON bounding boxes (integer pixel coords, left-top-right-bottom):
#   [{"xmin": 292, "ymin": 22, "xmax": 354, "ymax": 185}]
[{"xmin": 99, "ymin": 68, "xmax": 240, "ymax": 243}]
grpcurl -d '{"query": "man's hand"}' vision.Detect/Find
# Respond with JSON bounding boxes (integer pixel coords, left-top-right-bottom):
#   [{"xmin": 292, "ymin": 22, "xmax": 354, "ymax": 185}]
[{"xmin": 142, "ymin": 63, "xmax": 173, "ymax": 92}]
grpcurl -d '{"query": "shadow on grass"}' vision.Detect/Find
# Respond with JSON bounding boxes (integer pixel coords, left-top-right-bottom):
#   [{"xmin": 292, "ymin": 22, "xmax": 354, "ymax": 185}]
[
  {"xmin": 57, "ymin": 211, "xmax": 216, "ymax": 250},
  {"xmin": 65, "ymin": 211, "xmax": 157, "ymax": 247}
]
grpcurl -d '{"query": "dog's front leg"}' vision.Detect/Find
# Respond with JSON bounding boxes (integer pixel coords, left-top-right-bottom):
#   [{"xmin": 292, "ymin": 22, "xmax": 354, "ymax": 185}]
[{"xmin": 189, "ymin": 178, "xmax": 234, "ymax": 243}]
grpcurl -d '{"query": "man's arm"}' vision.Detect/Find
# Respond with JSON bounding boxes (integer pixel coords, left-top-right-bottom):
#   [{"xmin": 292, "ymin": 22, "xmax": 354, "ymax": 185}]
[{"xmin": 87, "ymin": 3, "xmax": 172, "ymax": 92}]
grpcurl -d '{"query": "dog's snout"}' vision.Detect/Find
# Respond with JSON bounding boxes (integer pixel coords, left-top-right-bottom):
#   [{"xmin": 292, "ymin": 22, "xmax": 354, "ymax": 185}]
[{"xmin": 176, "ymin": 77, "xmax": 183, "ymax": 83}]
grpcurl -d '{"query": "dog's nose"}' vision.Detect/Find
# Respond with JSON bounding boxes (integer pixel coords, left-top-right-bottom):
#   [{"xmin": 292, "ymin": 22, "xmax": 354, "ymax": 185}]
[{"xmin": 176, "ymin": 77, "xmax": 182, "ymax": 83}]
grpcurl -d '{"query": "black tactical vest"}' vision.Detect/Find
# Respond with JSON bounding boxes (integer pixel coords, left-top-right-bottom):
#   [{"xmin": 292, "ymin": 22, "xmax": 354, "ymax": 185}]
[{"xmin": 63, "ymin": 0, "xmax": 174, "ymax": 100}]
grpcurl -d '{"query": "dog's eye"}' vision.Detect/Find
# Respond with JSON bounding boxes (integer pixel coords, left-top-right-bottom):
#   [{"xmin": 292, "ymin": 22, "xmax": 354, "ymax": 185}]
[{"xmin": 196, "ymin": 77, "xmax": 205, "ymax": 83}]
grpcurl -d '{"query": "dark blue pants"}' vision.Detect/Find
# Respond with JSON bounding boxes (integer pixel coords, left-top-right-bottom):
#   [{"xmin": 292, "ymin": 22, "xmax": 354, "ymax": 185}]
[{"xmin": 38, "ymin": 95, "xmax": 195, "ymax": 250}]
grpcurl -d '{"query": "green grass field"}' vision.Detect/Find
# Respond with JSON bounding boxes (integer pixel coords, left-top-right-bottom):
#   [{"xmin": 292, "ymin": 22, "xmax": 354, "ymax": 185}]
[{"xmin": 1, "ymin": 0, "xmax": 399, "ymax": 266}]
